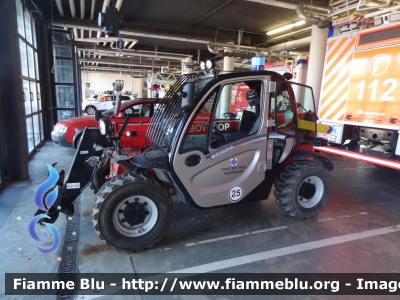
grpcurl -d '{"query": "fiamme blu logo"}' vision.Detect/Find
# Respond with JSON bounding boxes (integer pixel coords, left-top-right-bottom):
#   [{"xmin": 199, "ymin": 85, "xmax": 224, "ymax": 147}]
[{"xmin": 28, "ymin": 164, "xmax": 60, "ymax": 254}]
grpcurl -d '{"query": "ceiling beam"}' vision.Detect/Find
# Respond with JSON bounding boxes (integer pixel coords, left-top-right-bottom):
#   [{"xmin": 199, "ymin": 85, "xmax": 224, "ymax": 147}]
[
  {"xmin": 90, "ymin": 0, "xmax": 96, "ymax": 20},
  {"xmin": 80, "ymin": 0, "xmax": 85, "ymax": 19},
  {"xmin": 69, "ymin": 0, "xmax": 76, "ymax": 18},
  {"xmin": 55, "ymin": 0, "xmax": 64, "ymax": 16}
]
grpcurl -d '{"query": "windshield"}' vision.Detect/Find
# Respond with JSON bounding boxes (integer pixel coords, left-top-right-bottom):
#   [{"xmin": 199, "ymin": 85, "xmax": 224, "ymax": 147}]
[
  {"xmin": 101, "ymin": 100, "xmax": 137, "ymax": 117},
  {"xmin": 146, "ymin": 74, "xmax": 213, "ymax": 152}
]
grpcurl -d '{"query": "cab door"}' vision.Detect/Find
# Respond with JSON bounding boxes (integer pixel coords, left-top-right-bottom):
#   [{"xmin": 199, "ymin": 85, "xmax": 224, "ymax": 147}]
[{"xmin": 172, "ymin": 76, "xmax": 272, "ymax": 208}]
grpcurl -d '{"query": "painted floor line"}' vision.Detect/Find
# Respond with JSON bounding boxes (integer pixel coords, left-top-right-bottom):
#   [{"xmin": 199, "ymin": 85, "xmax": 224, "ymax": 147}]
[
  {"xmin": 317, "ymin": 211, "xmax": 368, "ymax": 223},
  {"xmin": 185, "ymin": 226, "xmax": 288, "ymax": 247},
  {"xmin": 169, "ymin": 224, "xmax": 400, "ymax": 274},
  {"xmin": 342, "ymin": 166, "xmax": 376, "ymax": 170}
]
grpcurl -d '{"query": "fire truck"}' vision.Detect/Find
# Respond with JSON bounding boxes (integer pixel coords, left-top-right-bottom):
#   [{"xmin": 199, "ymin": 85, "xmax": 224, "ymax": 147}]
[{"xmin": 315, "ymin": 12, "xmax": 400, "ymax": 170}]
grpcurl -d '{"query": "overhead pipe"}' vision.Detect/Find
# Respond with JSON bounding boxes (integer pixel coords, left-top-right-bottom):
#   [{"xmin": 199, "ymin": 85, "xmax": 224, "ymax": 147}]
[
  {"xmin": 79, "ymin": 59, "xmax": 158, "ymax": 68},
  {"xmin": 364, "ymin": 4, "xmax": 400, "ymax": 19},
  {"xmin": 81, "ymin": 66, "xmax": 144, "ymax": 72},
  {"xmin": 69, "ymin": 0, "xmax": 76, "ymax": 18},
  {"xmin": 107, "ymin": 48, "xmax": 186, "ymax": 61},
  {"xmin": 267, "ymin": 36, "xmax": 311, "ymax": 53},
  {"xmin": 296, "ymin": 3, "xmax": 332, "ymax": 29},
  {"xmin": 123, "ymin": 49, "xmax": 193, "ymax": 57},
  {"xmin": 77, "ymin": 48, "xmax": 190, "ymax": 61},
  {"xmin": 74, "ymin": 37, "xmax": 138, "ymax": 44},
  {"xmin": 207, "ymin": 41, "xmax": 294, "ymax": 58},
  {"xmin": 53, "ymin": 23, "xmax": 211, "ymax": 44},
  {"xmin": 55, "ymin": 0, "xmax": 64, "ymax": 16}
]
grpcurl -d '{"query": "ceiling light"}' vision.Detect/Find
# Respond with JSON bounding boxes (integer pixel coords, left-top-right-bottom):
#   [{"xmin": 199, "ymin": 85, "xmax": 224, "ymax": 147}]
[
  {"xmin": 294, "ymin": 20, "xmax": 305, "ymax": 26},
  {"xmin": 267, "ymin": 20, "xmax": 306, "ymax": 35}
]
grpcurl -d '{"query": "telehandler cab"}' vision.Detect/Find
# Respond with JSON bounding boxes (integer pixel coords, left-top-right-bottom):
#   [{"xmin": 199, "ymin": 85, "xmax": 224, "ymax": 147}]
[{"xmin": 92, "ymin": 71, "xmax": 334, "ymax": 252}]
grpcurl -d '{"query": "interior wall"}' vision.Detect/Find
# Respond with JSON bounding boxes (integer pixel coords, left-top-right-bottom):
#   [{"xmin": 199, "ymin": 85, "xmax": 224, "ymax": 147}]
[{"xmin": 81, "ymin": 72, "xmax": 145, "ymax": 100}]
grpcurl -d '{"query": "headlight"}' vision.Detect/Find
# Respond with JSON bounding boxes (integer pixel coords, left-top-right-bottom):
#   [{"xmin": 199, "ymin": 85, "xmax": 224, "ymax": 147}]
[
  {"xmin": 99, "ymin": 118, "xmax": 111, "ymax": 136},
  {"xmin": 99, "ymin": 119, "xmax": 107, "ymax": 135}
]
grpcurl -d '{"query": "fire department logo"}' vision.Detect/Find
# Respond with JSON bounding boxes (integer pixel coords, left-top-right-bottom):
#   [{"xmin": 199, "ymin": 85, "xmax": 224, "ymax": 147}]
[
  {"xmin": 368, "ymin": 54, "xmax": 390, "ymax": 77},
  {"xmin": 231, "ymin": 158, "xmax": 238, "ymax": 167}
]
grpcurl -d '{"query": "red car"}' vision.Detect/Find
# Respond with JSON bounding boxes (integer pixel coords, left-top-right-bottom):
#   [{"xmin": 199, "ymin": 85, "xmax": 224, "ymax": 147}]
[{"xmin": 51, "ymin": 98, "xmax": 155, "ymax": 148}]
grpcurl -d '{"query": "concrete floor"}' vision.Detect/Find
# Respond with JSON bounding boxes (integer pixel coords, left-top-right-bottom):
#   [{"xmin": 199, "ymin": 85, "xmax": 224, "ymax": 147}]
[{"xmin": 1, "ymin": 141, "xmax": 400, "ymax": 300}]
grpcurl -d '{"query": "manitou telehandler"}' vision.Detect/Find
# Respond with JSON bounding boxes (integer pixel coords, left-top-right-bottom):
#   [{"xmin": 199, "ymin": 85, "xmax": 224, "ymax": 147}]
[{"xmin": 91, "ymin": 71, "xmax": 334, "ymax": 252}]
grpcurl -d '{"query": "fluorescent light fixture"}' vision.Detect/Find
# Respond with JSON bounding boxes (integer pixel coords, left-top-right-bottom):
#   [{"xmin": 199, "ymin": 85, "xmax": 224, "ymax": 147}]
[
  {"xmin": 267, "ymin": 20, "xmax": 306, "ymax": 35},
  {"xmin": 245, "ymin": 0, "xmax": 297, "ymax": 10},
  {"xmin": 294, "ymin": 20, "xmax": 305, "ymax": 26}
]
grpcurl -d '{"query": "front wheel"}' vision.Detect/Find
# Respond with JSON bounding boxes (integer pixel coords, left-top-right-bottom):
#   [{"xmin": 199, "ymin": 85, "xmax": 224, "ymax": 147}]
[
  {"xmin": 274, "ymin": 161, "xmax": 331, "ymax": 219},
  {"xmin": 92, "ymin": 172, "xmax": 172, "ymax": 252}
]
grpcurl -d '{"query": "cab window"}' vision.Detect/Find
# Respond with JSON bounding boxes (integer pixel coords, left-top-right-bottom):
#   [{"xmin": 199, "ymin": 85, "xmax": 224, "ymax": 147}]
[
  {"xmin": 179, "ymin": 80, "xmax": 263, "ymax": 154},
  {"xmin": 273, "ymin": 80, "xmax": 317, "ymax": 139}
]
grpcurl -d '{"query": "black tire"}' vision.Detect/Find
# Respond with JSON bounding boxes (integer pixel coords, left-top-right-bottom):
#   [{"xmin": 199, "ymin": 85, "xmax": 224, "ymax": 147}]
[
  {"xmin": 274, "ymin": 161, "xmax": 331, "ymax": 219},
  {"xmin": 85, "ymin": 105, "xmax": 96, "ymax": 115},
  {"xmin": 89, "ymin": 156, "xmax": 111, "ymax": 194},
  {"xmin": 92, "ymin": 171, "xmax": 172, "ymax": 252}
]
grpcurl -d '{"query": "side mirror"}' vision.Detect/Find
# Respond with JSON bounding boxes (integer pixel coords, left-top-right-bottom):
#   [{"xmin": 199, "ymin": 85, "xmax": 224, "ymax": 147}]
[
  {"xmin": 94, "ymin": 110, "xmax": 103, "ymax": 121},
  {"xmin": 180, "ymin": 82, "xmax": 195, "ymax": 111}
]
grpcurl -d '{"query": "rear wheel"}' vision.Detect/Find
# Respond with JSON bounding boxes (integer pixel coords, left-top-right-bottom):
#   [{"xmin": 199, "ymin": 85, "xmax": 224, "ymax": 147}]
[
  {"xmin": 89, "ymin": 156, "xmax": 111, "ymax": 194},
  {"xmin": 92, "ymin": 172, "xmax": 172, "ymax": 252},
  {"xmin": 274, "ymin": 161, "xmax": 331, "ymax": 219},
  {"xmin": 85, "ymin": 105, "xmax": 96, "ymax": 115}
]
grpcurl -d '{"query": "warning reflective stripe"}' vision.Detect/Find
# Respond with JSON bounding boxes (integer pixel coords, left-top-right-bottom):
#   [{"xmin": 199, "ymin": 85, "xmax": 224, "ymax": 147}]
[
  {"xmin": 319, "ymin": 35, "xmax": 356, "ymax": 122},
  {"xmin": 314, "ymin": 146, "xmax": 400, "ymax": 170}
]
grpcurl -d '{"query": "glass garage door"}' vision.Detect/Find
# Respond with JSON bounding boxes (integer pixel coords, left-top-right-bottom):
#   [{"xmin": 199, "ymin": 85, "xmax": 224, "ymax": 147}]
[
  {"xmin": 51, "ymin": 31, "xmax": 78, "ymax": 122},
  {"xmin": 16, "ymin": 0, "xmax": 44, "ymax": 155},
  {"xmin": 0, "ymin": 110, "xmax": 5, "ymax": 190}
]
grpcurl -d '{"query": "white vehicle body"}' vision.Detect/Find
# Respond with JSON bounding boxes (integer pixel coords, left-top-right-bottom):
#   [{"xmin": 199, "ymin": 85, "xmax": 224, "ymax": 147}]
[{"xmin": 82, "ymin": 94, "xmax": 134, "ymax": 115}]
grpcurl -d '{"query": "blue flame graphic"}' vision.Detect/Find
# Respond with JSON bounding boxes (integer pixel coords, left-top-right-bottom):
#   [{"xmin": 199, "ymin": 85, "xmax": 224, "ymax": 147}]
[
  {"xmin": 33, "ymin": 164, "xmax": 59, "ymax": 211},
  {"xmin": 28, "ymin": 164, "xmax": 61, "ymax": 254}
]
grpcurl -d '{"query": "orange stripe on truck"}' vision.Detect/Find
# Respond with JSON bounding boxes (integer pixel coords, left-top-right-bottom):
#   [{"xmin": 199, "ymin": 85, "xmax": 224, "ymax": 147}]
[
  {"xmin": 323, "ymin": 39, "xmax": 355, "ymax": 82},
  {"xmin": 319, "ymin": 83, "xmax": 348, "ymax": 117},
  {"xmin": 326, "ymin": 37, "xmax": 348, "ymax": 64}
]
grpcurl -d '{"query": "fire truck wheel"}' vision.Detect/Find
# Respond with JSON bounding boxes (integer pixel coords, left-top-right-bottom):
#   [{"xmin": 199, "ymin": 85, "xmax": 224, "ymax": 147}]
[
  {"xmin": 274, "ymin": 161, "xmax": 331, "ymax": 219},
  {"xmin": 92, "ymin": 171, "xmax": 172, "ymax": 252},
  {"xmin": 90, "ymin": 156, "xmax": 111, "ymax": 194}
]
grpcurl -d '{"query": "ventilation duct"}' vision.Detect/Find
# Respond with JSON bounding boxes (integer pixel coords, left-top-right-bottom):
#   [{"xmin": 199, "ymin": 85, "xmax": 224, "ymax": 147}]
[
  {"xmin": 267, "ymin": 36, "xmax": 311, "ymax": 53},
  {"xmin": 296, "ymin": 3, "xmax": 332, "ymax": 29}
]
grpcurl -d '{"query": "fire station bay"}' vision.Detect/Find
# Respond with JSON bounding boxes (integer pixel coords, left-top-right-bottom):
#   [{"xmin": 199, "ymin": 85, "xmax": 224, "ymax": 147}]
[{"xmin": 1, "ymin": 1, "xmax": 400, "ymax": 299}]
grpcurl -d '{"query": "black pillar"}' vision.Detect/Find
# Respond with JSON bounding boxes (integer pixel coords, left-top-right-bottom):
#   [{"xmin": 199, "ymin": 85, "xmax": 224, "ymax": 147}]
[{"xmin": 0, "ymin": 0, "xmax": 29, "ymax": 180}]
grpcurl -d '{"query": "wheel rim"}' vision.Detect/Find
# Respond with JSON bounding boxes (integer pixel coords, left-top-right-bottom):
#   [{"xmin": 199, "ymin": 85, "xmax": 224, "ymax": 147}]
[
  {"xmin": 86, "ymin": 107, "xmax": 96, "ymax": 115},
  {"xmin": 112, "ymin": 196, "xmax": 158, "ymax": 237},
  {"xmin": 297, "ymin": 176, "xmax": 324, "ymax": 208}
]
